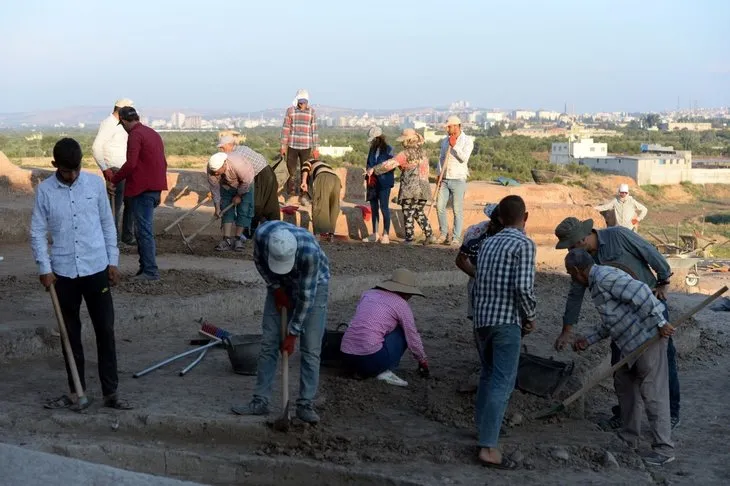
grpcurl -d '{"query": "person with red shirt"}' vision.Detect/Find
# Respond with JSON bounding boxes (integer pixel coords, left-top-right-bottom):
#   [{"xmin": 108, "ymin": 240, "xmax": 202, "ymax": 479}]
[{"xmin": 110, "ymin": 107, "xmax": 168, "ymax": 281}]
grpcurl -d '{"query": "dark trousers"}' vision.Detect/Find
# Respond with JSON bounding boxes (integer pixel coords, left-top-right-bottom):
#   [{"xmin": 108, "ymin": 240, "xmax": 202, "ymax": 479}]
[
  {"xmin": 343, "ymin": 326, "xmax": 408, "ymax": 377},
  {"xmin": 253, "ymin": 166, "xmax": 281, "ymax": 229},
  {"xmin": 611, "ymin": 302, "xmax": 680, "ymax": 419},
  {"xmin": 129, "ymin": 191, "xmax": 161, "ymax": 278},
  {"xmin": 54, "ymin": 269, "xmax": 118, "ymax": 397},
  {"xmin": 285, "ymin": 148, "xmax": 312, "ymax": 196},
  {"xmin": 369, "ymin": 184, "xmax": 392, "ymax": 234},
  {"xmin": 109, "ymin": 170, "xmax": 135, "ymax": 243}
]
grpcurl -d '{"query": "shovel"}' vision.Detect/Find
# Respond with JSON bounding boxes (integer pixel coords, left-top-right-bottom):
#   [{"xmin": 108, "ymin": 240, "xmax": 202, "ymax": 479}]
[
  {"xmin": 533, "ymin": 285, "xmax": 727, "ymax": 420},
  {"xmin": 272, "ymin": 307, "xmax": 291, "ymax": 432}
]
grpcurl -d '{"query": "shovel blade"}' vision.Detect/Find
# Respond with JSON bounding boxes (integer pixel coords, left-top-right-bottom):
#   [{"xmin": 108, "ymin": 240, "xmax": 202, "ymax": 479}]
[
  {"xmin": 532, "ymin": 402, "xmax": 565, "ymax": 420},
  {"xmin": 271, "ymin": 399, "xmax": 291, "ymax": 432}
]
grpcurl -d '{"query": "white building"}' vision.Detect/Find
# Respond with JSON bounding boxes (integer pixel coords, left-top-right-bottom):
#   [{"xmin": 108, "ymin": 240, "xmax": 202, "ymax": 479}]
[
  {"xmin": 537, "ymin": 110, "xmax": 561, "ymax": 121},
  {"xmin": 318, "ymin": 146, "xmax": 353, "ymax": 158},
  {"xmin": 550, "ymin": 138, "xmax": 608, "ymax": 164},
  {"xmin": 577, "ymin": 152, "xmax": 693, "ymax": 185},
  {"xmin": 512, "ymin": 110, "xmax": 536, "ymax": 120},
  {"xmin": 485, "ymin": 112, "xmax": 505, "ymax": 122},
  {"xmin": 171, "ymin": 112, "xmax": 186, "ymax": 129}
]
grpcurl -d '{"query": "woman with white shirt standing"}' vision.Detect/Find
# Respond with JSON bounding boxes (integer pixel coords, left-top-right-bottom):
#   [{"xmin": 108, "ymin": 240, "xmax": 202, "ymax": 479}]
[{"xmin": 363, "ymin": 127, "xmax": 395, "ymax": 244}]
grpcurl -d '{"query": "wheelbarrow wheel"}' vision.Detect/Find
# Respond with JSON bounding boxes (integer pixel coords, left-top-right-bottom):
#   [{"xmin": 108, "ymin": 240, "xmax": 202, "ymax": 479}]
[{"xmin": 685, "ymin": 273, "xmax": 700, "ymax": 287}]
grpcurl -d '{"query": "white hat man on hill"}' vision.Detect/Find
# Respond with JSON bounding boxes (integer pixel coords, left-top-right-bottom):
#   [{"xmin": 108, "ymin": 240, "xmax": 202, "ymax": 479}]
[{"xmin": 594, "ymin": 184, "xmax": 648, "ymax": 231}]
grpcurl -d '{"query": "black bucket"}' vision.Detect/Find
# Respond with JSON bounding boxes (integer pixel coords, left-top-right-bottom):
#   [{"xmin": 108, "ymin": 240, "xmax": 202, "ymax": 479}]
[
  {"xmin": 516, "ymin": 347, "xmax": 574, "ymax": 399},
  {"xmin": 224, "ymin": 334, "xmax": 262, "ymax": 375},
  {"xmin": 320, "ymin": 323, "xmax": 348, "ymax": 368}
]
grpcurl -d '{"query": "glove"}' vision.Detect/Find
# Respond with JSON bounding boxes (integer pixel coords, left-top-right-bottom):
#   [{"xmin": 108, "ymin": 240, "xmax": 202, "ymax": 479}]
[
  {"xmin": 312, "ymin": 149, "xmax": 320, "ymax": 159},
  {"xmin": 281, "ymin": 334, "xmax": 297, "ymax": 355},
  {"xmin": 273, "ymin": 288, "xmax": 292, "ymax": 311},
  {"xmin": 448, "ymin": 135, "xmax": 458, "ymax": 147},
  {"xmin": 417, "ymin": 360, "xmax": 430, "ymax": 378},
  {"xmin": 631, "ymin": 218, "xmax": 639, "ymax": 226},
  {"xmin": 102, "ymin": 168, "xmax": 114, "ymax": 181}
]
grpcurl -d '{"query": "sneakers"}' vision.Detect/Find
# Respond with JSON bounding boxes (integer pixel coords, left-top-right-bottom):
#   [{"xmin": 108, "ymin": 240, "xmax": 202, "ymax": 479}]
[
  {"xmin": 215, "ymin": 237, "xmax": 233, "ymax": 251},
  {"xmin": 435, "ymin": 233, "xmax": 449, "ymax": 244},
  {"xmin": 423, "ymin": 234, "xmax": 437, "ymax": 245},
  {"xmin": 380, "ymin": 234, "xmax": 390, "ymax": 245},
  {"xmin": 234, "ymin": 238, "xmax": 245, "ymax": 252},
  {"xmin": 450, "ymin": 238, "xmax": 461, "ymax": 247},
  {"xmin": 671, "ymin": 416, "xmax": 681, "ymax": 430},
  {"xmin": 376, "ymin": 370, "xmax": 409, "ymax": 387},
  {"xmin": 131, "ymin": 273, "xmax": 160, "ymax": 282},
  {"xmin": 296, "ymin": 405, "xmax": 320, "ymax": 424},
  {"xmin": 231, "ymin": 398, "xmax": 270, "ymax": 416},
  {"xmin": 363, "ymin": 233, "xmax": 379, "ymax": 243},
  {"xmin": 642, "ymin": 451, "xmax": 676, "ymax": 466}
]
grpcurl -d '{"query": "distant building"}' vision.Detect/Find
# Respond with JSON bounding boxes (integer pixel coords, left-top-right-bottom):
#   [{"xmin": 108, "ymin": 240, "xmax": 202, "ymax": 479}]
[
  {"xmin": 318, "ymin": 146, "xmax": 354, "ymax": 158},
  {"xmin": 577, "ymin": 152, "xmax": 693, "ymax": 185},
  {"xmin": 402, "ymin": 119, "xmax": 427, "ymax": 130},
  {"xmin": 506, "ymin": 127, "xmax": 568, "ymax": 138},
  {"xmin": 171, "ymin": 112, "xmax": 186, "ymax": 129},
  {"xmin": 184, "ymin": 116, "xmax": 202, "ymax": 129},
  {"xmin": 664, "ymin": 122, "xmax": 712, "ymax": 132},
  {"xmin": 485, "ymin": 112, "xmax": 505, "ymax": 122},
  {"xmin": 537, "ymin": 110, "xmax": 561, "ymax": 121},
  {"xmin": 512, "ymin": 110, "xmax": 536, "ymax": 120},
  {"xmin": 550, "ymin": 138, "xmax": 608, "ymax": 164}
]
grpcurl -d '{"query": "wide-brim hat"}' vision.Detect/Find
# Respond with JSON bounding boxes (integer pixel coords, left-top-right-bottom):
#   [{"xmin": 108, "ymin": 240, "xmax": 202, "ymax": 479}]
[
  {"xmin": 375, "ymin": 268, "xmax": 424, "ymax": 297},
  {"xmin": 555, "ymin": 218, "xmax": 594, "ymax": 250},
  {"xmin": 396, "ymin": 128, "xmax": 423, "ymax": 144}
]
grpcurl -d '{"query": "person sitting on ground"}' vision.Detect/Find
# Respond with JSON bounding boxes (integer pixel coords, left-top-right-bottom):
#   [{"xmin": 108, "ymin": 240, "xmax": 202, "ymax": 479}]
[
  {"xmin": 217, "ymin": 135, "xmax": 280, "ymax": 231},
  {"xmin": 207, "ymin": 152, "xmax": 255, "ymax": 252},
  {"xmin": 30, "ymin": 138, "xmax": 132, "ymax": 412},
  {"xmin": 367, "ymin": 128, "xmax": 434, "ymax": 245},
  {"xmin": 340, "ymin": 268, "xmax": 429, "ymax": 387},
  {"xmin": 300, "ymin": 158, "xmax": 342, "ymax": 242},
  {"xmin": 594, "ymin": 184, "xmax": 648, "ymax": 231},
  {"xmin": 566, "ymin": 248, "xmax": 676, "ymax": 467},
  {"xmin": 363, "ymin": 126, "xmax": 395, "ymax": 244}
]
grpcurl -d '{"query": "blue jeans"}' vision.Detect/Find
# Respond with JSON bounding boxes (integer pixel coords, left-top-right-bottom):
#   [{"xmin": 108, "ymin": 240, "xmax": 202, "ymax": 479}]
[
  {"xmin": 253, "ymin": 283, "xmax": 328, "ymax": 408},
  {"xmin": 436, "ymin": 178, "xmax": 466, "ymax": 240},
  {"xmin": 369, "ymin": 184, "xmax": 392, "ymax": 234},
  {"xmin": 475, "ymin": 324, "xmax": 521, "ymax": 448},
  {"xmin": 130, "ymin": 191, "xmax": 160, "ymax": 278},
  {"xmin": 343, "ymin": 326, "xmax": 407, "ymax": 377},
  {"xmin": 610, "ymin": 301, "xmax": 680, "ymax": 419}
]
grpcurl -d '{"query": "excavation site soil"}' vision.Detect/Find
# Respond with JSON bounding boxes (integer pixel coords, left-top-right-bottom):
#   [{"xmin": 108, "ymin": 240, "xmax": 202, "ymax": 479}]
[{"xmin": 2, "ymin": 238, "xmax": 730, "ymax": 485}]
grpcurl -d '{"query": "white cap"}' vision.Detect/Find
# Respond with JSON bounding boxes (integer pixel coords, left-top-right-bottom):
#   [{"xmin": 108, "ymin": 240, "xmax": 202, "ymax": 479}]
[
  {"xmin": 217, "ymin": 135, "xmax": 236, "ymax": 147},
  {"xmin": 208, "ymin": 152, "xmax": 228, "ymax": 172},
  {"xmin": 618, "ymin": 184, "xmax": 630, "ymax": 194},
  {"xmin": 114, "ymin": 98, "xmax": 134, "ymax": 108},
  {"xmin": 367, "ymin": 126, "xmax": 383, "ymax": 142},
  {"xmin": 268, "ymin": 229, "xmax": 297, "ymax": 274},
  {"xmin": 444, "ymin": 115, "xmax": 462, "ymax": 127},
  {"xmin": 292, "ymin": 89, "xmax": 310, "ymax": 106}
]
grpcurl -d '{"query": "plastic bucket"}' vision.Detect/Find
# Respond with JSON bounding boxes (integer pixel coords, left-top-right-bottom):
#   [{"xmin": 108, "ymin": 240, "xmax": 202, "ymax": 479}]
[{"xmin": 224, "ymin": 334, "xmax": 262, "ymax": 375}]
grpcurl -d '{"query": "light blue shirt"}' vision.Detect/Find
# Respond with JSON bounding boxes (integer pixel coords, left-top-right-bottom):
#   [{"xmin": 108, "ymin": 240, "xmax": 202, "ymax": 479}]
[{"xmin": 31, "ymin": 171, "xmax": 119, "ymax": 278}]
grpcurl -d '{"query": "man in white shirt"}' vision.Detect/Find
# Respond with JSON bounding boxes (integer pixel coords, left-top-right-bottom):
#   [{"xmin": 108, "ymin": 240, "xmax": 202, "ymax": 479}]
[
  {"xmin": 595, "ymin": 184, "xmax": 649, "ymax": 231},
  {"xmin": 436, "ymin": 116, "xmax": 474, "ymax": 246},
  {"xmin": 92, "ymin": 98, "xmax": 135, "ymax": 245}
]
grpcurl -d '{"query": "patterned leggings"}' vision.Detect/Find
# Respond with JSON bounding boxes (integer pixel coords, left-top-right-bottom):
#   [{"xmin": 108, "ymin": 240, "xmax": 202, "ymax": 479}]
[{"xmin": 400, "ymin": 198, "xmax": 432, "ymax": 241}]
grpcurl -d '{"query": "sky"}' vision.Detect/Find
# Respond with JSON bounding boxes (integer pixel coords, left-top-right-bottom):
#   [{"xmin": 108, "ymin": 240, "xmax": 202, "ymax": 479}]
[{"xmin": 0, "ymin": 0, "xmax": 728, "ymax": 114}]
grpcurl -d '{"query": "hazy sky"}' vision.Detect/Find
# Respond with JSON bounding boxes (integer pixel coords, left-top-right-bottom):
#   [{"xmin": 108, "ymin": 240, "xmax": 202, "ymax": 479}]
[{"xmin": 1, "ymin": 0, "xmax": 728, "ymax": 113}]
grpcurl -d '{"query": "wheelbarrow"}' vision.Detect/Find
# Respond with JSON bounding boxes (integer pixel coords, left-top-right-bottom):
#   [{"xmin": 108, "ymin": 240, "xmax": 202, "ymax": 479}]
[{"xmin": 666, "ymin": 255, "xmax": 702, "ymax": 287}]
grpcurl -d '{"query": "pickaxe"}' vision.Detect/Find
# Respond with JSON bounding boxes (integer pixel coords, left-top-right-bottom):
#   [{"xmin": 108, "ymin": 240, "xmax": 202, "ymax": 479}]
[{"xmin": 177, "ymin": 202, "xmax": 234, "ymax": 253}]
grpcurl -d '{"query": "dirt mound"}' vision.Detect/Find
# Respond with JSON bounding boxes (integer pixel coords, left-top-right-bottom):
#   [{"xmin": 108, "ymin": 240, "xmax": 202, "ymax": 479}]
[{"xmin": 115, "ymin": 269, "xmax": 241, "ymax": 296}]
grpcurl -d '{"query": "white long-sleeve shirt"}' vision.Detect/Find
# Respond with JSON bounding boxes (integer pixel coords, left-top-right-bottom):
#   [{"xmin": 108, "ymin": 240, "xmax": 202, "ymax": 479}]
[
  {"xmin": 30, "ymin": 172, "xmax": 119, "ymax": 277},
  {"xmin": 438, "ymin": 132, "xmax": 474, "ymax": 180},
  {"xmin": 92, "ymin": 114, "xmax": 128, "ymax": 170},
  {"xmin": 595, "ymin": 196, "xmax": 648, "ymax": 230}
]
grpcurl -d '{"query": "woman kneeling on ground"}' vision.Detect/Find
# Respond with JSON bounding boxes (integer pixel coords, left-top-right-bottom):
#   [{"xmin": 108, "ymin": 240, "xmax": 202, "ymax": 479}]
[{"xmin": 340, "ymin": 268, "xmax": 430, "ymax": 386}]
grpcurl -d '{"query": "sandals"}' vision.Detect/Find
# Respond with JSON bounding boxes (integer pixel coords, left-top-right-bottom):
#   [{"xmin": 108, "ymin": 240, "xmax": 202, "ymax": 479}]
[
  {"xmin": 103, "ymin": 395, "xmax": 134, "ymax": 410},
  {"xmin": 479, "ymin": 456, "xmax": 519, "ymax": 470}
]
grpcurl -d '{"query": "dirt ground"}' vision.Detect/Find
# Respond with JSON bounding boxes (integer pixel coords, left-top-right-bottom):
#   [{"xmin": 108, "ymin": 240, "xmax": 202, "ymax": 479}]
[{"xmin": 2, "ymin": 241, "xmax": 730, "ymax": 484}]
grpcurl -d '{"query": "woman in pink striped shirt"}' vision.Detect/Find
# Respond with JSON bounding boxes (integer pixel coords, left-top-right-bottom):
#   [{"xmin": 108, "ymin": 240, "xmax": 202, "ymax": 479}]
[{"xmin": 340, "ymin": 269, "xmax": 429, "ymax": 387}]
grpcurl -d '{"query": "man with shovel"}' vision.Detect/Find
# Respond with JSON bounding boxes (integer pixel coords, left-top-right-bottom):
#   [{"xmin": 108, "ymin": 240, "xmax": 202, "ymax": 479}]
[
  {"xmin": 553, "ymin": 217, "xmax": 680, "ymax": 430},
  {"xmin": 207, "ymin": 152, "xmax": 255, "ymax": 251},
  {"xmin": 232, "ymin": 221, "xmax": 330, "ymax": 424},
  {"xmin": 566, "ymin": 249, "xmax": 675, "ymax": 466}
]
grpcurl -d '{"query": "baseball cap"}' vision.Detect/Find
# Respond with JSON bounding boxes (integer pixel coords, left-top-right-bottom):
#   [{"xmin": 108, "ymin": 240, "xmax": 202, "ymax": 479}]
[
  {"xmin": 115, "ymin": 98, "xmax": 134, "ymax": 108},
  {"xmin": 217, "ymin": 135, "xmax": 236, "ymax": 147},
  {"xmin": 444, "ymin": 115, "xmax": 462, "ymax": 127},
  {"xmin": 118, "ymin": 106, "xmax": 139, "ymax": 122},
  {"xmin": 618, "ymin": 184, "xmax": 629, "ymax": 194},
  {"xmin": 268, "ymin": 229, "xmax": 297, "ymax": 274},
  {"xmin": 208, "ymin": 152, "xmax": 228, "ymax": 172}
]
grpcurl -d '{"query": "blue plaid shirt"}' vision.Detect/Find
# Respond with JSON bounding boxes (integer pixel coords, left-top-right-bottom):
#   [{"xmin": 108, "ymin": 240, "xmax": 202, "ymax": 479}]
[
  {"xmin": 585, "ymin": 265, "xmax": 667, "ymax": 355},
  {"xmin": 253, "ymin": 221, "xmax": 330, "ymax": 335},
  {"xmin": 473, "ymin": 228, "xmax": 537, "ymax": 329}
]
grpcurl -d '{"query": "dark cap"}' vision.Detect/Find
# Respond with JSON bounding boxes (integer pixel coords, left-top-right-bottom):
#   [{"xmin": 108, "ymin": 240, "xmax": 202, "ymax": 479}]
[{"xmin": 118, "ymin": 106, "xmax": 139, "ymax": 122}]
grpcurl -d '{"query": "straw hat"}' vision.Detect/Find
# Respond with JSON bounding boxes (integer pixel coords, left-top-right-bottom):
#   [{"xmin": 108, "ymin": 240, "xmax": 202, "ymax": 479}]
[
  {"xmin": 375, "ymin": 268, "xmax": 424, "ymax": 297},
  {"xmin": 396, "ymin": 128, "xmax": 424, "ymax": 144}
]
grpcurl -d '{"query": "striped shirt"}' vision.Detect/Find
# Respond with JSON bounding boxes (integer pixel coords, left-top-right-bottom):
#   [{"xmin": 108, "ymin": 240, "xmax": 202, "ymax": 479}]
[
  {"xmin": 253, "ymin": 221, "xmax": 330, "ymax": 335},
  {"xmin": 280, "ymin": 106, "xmax": 319, "ymax": 150},
  {"xmin": 233, "ymin": 145, "xmax": 268, "ymax": 176},
  {"xmin": 30, "ymin": 172, "xmax": 119, "ymax": 278},
  {"xmin": 473, "ymin": 228, "xmax": 537, "ymax": 329},
  {"xmin": 301, "ymin": 159, "xmax": 337, "ymax": 184},
  {"xmin": 207, "ymin": 153, "xmax": 254, "ymax": 206},
  {"xmin": 340, "ymin": 289, "xmax": 427, "ymax": 362},
  {"xmin": 585, "ymin": 264, "xmax": 667, "ymax": 355}
]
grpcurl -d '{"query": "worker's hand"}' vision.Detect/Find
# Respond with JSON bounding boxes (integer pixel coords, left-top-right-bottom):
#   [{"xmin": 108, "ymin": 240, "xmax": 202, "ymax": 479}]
[
  {"xmin": 312, "ymin": 149, "xmax": 320, "ymax": 159},
  {"xmin": 280, "ymin": 146, "xmax": 287, "ymax": 156},
  {"xmin": 366, "ymin": 168, "xmax": 374, "ymax": 177},
  {"xmin": 417, "ymin": 360, "xmax": 430, "ymax": 378},
  {"xmin": 102, "ymin": 168, "xmax": 114, "ymax": 181},
  {"xmin": 659, "ymin": 323, "xmax": 675, "ymax": 338},
  {"xmin": 107, "ymin": 266, "xmax": 121, "ymax": 286},
  {"xmin": 281, "ymin": 334, "xmax": 297, "ymax": 355},
  {"xmin": 232, "ymin": 195, "xmax": 242, "ymax": 206},
  {"xmin": 300, "ymin": 182, "xmax": 308, "ymax": 193},
  {"xmin": 214, "ymin": 205, "xmax": 221, "ymax": 219},
  {"xmin": 521, "ymin": 319, "xmax": 536, "ymax": 337},
  {"xmin": 39, "ymin": 273, "xmax": 56, "ymax": 290},
  {"xmin": 106, "ymin": 182, "xmax": 116, "ymax": 196},
  {"xmin": 653, "ymin": 284, "xmax": 669, "ymax": 301},
  {"xmin": 273, "ymin": 288, "xmax": 292, "ymax": 311},
  {"xmin": 554, "ymin": 329, "xmax": 573, "ymax": 351},
  {"xmin": 448, "ymin": 135, "xmax": 458, "ymax": 147},
  {"xmin": 573, "ymin": 336, "xmax": 589, "ymax": 352}
]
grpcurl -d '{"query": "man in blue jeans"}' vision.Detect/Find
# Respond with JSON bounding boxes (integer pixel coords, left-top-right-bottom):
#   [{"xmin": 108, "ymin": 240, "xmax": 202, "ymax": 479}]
[
  {"xmin": 472, "ymin": 195, "xmax": 536, "ymax": 470},
  {"xmin": 111, "ymin": 107, "xmax": 168, "ymax": 281},
  {"xmin": 436, "ymin": 116, "xmax": 474, "ymax": 246},
  {"xmin": 232, "ymin": 221, "xmax": 329, "ymax": 424}
]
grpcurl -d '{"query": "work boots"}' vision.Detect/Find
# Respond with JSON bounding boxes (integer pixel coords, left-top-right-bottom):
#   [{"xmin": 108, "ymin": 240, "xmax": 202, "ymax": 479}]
[{"xmin": 296, "ymin": 405, "xmax": 320, "ymax": 424}]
